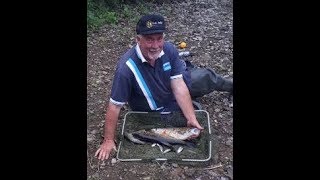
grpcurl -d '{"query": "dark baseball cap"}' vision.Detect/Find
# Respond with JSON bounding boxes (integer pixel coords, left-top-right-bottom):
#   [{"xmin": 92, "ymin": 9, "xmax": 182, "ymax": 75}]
[{"xmin": 136, "ymin": 14, "xmax": 166, "ymax": 35}]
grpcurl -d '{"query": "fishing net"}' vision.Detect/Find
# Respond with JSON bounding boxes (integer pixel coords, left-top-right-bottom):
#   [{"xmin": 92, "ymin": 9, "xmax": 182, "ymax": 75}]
[{"xmin": 116, "ymin": 110, "xmax": 214, "ymax": 164}]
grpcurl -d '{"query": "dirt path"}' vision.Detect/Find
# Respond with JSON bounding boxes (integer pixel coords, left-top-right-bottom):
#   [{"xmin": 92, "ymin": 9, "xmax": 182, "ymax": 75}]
[{"xmin": 87, "ymin": 0, "xmax": 233, "ymax": 179}]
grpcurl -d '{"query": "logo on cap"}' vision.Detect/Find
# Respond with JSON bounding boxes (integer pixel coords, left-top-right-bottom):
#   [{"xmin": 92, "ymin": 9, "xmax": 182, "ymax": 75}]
[{"xmin": 146, "ymin": 20, "xmax": 153, "ymax": 28}]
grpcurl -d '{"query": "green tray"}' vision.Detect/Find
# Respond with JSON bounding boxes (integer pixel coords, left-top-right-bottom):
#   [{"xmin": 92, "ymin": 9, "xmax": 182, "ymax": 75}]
[{"xmin": 116, "ymin": 110, "xmax": 212, "ymax": 163}]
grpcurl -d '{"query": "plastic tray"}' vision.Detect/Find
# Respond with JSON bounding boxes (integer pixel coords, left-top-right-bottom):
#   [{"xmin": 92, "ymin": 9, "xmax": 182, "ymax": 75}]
[{"xmin": 116, "ymin": 110, "xmax": 212, "ymax": 163}]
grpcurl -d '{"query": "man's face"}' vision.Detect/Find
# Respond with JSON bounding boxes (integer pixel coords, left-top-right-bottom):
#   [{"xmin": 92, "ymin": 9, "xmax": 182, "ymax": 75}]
[{"xmin": 137, "ymin": 33, "xmax": 164, "ymax": 62}]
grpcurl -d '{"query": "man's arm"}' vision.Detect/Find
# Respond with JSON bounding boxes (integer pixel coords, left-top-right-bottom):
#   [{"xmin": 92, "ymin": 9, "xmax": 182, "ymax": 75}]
[
  {"xmin": 95, "ymin": 102, "xmax": 122, "ymax": 160},
  {"xmin": 171, "ymin": 78, "xmax": 203, "ymax": 129}
]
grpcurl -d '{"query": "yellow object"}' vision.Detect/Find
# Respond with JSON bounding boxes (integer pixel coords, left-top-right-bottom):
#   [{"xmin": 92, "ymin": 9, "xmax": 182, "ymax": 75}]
[{"xmin": 179, "ymin": 42, "xmax": 187, "ymax": 49}]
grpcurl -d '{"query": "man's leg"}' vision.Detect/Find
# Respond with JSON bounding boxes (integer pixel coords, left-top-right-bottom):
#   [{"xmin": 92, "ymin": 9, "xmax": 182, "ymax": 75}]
[
  {"xmin": 188, "ymin": 67, "xmax": 232, "ymax": 98},
  {"xmin": 181, "ymin": 59, "xmax": 233, "ymax": 98},
  {"xmin": 200, "ymin": 67, "xmax": 233, "ymax": 93}
]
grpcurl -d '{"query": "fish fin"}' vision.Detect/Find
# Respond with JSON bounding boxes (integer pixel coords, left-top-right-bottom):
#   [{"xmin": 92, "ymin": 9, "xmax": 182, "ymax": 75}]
[
  {"xmin": 159, "ymin": 140, "xmax": 172, "ymax": 147},
  {"xmin": 185, "ymin": 141, "xmax": 197, "ymax": 148},
  {"xmin": 158, "ymin": 140, "xmax": 175, "ymax": 150}
]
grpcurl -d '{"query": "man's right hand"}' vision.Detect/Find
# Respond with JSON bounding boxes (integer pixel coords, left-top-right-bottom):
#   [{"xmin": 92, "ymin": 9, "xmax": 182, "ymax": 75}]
[
  {"xmin": 94, "ymin": 139, "xmax": 116, "ymax": 160},
  {"xmin": 187, "ymin": 119, "xmax": 204, "ymax": 130}
]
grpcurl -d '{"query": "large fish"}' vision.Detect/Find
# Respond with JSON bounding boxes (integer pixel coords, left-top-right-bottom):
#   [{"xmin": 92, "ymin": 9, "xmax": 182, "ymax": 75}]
[
  {"xmin": 150, "ymin": 127, "xmax": 200, "ymax": 140},
  {"xmin": 124, "ymin": 127, "xmax": 201, "ymax": 151}
]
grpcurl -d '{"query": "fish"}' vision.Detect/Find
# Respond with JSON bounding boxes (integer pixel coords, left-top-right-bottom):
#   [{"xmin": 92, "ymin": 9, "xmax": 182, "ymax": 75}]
[
  {"xmin": 132, "ymin": 130, "xmax": 196, "ymax": 152},
  {"xmin": 176, "ymin": 147, "xmax": 184, "ymax": 154},
  {"xmin": 151, "ymin": 143, "xmax": 173, "ymax": 154},
  {"xmin": 124, "ymin": 127, "xmax": 201, "ymax": 153},
  {"xmin": 150, "ymin": 127, "xmax": 201, "ymax": 140},
  {"xmin": 163, "ymin": 148, "xmax": 172, "ymax": 154},
  {"xmin": 155, "ymin": 143, "xmax": 163, "ymax": 152},
  {"xmin": 124, "ymin": 132, "xmax": 146, "ymax": 144}
]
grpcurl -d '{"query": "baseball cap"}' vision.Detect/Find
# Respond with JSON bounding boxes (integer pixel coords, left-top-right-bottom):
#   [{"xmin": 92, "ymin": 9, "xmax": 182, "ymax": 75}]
[{"xmin": 136, "ymin": 14, "xmax": 166, "ymax": 35}]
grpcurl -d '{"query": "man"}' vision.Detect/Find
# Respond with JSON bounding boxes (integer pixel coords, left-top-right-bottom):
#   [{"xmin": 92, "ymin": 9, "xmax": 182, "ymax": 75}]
[{"xmin": 95, "ymin": 14, "xmax": 204, "ymax": 160}]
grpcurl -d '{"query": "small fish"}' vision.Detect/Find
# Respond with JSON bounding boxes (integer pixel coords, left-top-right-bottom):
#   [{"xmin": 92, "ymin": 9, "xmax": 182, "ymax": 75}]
[
  {"xmin": 156, "ymin": 143, "xmax": 163, "ymax": 152},
  {"xmin": 176, "ymin": 147, "xmax": 184, "ymax": 154},
  {"xmin": 162, "ymin": 149, "xmax": 171, "ymax": 154}
]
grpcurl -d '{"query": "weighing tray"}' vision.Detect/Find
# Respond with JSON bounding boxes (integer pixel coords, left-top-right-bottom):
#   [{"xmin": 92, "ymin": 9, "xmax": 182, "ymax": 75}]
[{"xmin": 116, "ymin": 110, "xmax": 212, "ymax": 163}]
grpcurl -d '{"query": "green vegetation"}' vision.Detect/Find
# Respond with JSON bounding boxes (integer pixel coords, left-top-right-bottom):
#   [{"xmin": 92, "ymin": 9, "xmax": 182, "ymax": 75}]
[
  {"xmin": 87, "ymin": 0, "xmax": 155, "ymax": 31},
  {"xmin": 87, "ymin": 0, "xmax": 118, "ymax": 29}
]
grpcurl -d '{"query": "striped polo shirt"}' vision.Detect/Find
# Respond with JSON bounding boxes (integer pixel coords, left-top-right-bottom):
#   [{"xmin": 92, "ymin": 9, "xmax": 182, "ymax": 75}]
[{"xmin": 109, "ymin": 42, "xmax": 188, "ymax": 111}]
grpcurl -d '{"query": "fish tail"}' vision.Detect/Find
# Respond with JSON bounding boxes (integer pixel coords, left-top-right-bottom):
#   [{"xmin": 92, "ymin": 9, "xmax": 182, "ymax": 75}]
[
  {"xmin": 124, "ymin": 132, "xmax": 146, "ymax": 144},
  {"xmin": 159, "ymin": 140, "xmax": 174, "ymax": 150}
]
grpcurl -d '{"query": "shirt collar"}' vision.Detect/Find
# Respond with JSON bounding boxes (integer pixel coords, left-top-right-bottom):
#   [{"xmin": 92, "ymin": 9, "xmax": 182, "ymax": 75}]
[{"xmin": 135, "ymin": 44, "xmax": 165, "ymax": 63}]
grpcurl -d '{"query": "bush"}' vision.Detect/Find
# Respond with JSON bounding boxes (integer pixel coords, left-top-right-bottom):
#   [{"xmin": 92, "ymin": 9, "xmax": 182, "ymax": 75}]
[
  {"xmin": 87, "ymin": 0, "xmax": 120, "ymax": 29},
  {"xmin": 87, "ymin": 0, "xmax": 163, "ymax": 30}
]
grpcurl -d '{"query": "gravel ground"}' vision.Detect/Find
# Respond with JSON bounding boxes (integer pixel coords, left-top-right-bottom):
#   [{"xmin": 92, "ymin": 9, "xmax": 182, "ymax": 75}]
[{"xmin": 87, "ymin": 0, "xmax": 233, "ymax": 179}]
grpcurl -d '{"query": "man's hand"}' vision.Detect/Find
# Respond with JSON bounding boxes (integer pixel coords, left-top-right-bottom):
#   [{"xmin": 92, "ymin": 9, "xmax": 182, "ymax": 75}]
[
  {"xmin": 94, "ymin": 139, "xmax": 116, "ymax": 160},
  {"xmin": 186, "ymin": 119, "xmax": 204, "ymax": 139},
  {"xmin": 187, "ymin": 119, "xmax": 204, "ymax": 130}
]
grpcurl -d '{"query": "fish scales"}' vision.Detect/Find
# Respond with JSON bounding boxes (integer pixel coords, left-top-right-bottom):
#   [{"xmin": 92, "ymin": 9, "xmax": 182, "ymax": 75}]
[
  {"xmin": 150, "ymin": 127, "xmax": 200, "ymax": 140},
  {"xmin": 132, "ymin": 130, "xmax": 196, "ymax": 148}
]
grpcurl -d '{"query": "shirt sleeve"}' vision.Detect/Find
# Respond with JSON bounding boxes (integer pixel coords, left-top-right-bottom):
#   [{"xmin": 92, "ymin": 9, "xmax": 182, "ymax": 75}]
[
  {"xmin": 110, "ymin": 68, "xmax": 132, "ymax": 106},
  {"xmin": 166, "ymin": 43, "xmax": 184, "ymax": 79}
]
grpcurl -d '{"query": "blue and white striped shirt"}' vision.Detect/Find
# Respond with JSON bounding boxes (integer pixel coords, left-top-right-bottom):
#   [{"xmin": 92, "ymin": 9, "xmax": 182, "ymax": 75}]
[{"xmin": 109, "ymin": 42, "xmax": 188, "ymax": 111}]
